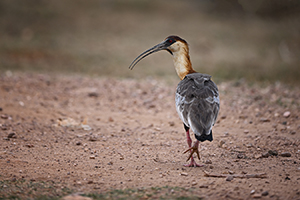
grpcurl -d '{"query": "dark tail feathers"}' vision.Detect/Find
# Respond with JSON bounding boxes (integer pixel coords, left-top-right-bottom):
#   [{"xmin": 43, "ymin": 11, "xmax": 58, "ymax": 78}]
[{"xmin": 195, "ymin": 130, "xmax": 213, "ymax": 142}]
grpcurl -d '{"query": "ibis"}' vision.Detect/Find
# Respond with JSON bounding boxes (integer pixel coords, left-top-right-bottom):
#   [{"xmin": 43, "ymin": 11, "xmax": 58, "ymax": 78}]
[{"xmin": 129, "ymin": 36, "xmax": 220, "ymax": 167}]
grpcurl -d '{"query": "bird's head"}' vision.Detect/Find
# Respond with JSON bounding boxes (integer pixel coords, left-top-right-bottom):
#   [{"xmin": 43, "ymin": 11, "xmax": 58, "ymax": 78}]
[{"xmin": 129, "ymin": 35, "xmax": 188, "ymax": 70}]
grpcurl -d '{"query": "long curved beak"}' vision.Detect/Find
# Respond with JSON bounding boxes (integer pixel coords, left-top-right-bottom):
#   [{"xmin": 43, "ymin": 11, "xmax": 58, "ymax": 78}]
[{"xmin": 129, "ymin": 40, "xmax": 171, "ymax": 70}]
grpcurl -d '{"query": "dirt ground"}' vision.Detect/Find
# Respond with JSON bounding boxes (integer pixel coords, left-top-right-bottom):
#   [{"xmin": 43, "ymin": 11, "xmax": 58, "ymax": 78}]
[{"xmin": 0, "ymin": 73, "xmax": 300, "ymax": 199}]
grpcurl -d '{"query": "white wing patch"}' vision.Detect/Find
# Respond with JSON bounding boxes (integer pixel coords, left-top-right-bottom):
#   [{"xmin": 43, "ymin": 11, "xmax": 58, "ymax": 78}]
[
  {"xmin": 205, "ymin": 95, "xmax": 220, "ymax": 105},
  {"xmin": 175, "ymin": 93, "xmax": 189, "ymax": 127}
]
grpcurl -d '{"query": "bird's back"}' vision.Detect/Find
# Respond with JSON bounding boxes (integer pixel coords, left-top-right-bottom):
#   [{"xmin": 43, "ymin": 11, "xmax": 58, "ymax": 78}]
[{"xmin": 175, "ymin": 73, "xmax": 219, "ymax": 141}]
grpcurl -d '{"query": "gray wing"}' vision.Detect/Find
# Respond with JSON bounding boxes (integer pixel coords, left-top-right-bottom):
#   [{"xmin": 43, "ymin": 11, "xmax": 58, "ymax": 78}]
[{"xmin": 175, "ymin": 73, "xmax": 219, "ymax": 140}]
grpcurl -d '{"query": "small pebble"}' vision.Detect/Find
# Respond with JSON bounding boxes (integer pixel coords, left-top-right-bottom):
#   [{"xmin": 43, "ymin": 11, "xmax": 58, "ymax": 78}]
[
  {"xmin": 253, "ymin": 193, "xmax": 262, "ymax": 198},
  {"xmin": 7, "ymin": 132, "xmax": 16, "ymax": 139},
  {"xmin": 180, "ymin": 172, "xmax": 188, "ymax": 176},
  {"xmin": 268, "ymin": 150, "xmax": 278, "ymax": 156},
  {"xmin": 246, "ymin": 143, "xmax": 253, "ymax": 148},
  {"xmin": 108, "ymin": 117, "xmax": 114, "ymax": 122},
  {"xmin": 262, "ymin": 191, "xmax": 269, "ymax": 196},
  {"xmin": 63, "ymin": 194, "xmax": 92, "ymax": 200},
  {"xmin": 283, "ymin": 111, "xmax": 291, "ymax": 118},
  {"xmin": 1, "ymin": 114, "xmax": 8, "ymax": 119},
  {"xmin": 244, "ymin": 130, "xmax": 249, "ymax": 134},
  {"xmin": 237, "ymin": 153, "xmax": 244, "ymax": 159},
  {"xmin": 199, "ymin": 185, "xmax": 209, "ymax": 188},
  {"xmin": 254, "ymin": 154, "xmax": 262, "ymax": 159},
  {"xmin": 260, "ymin": 118, "xmax": 270, "ymax": 122},
  {"xmin": 76, "ymin": 141, "xmax": 81, "ymax": 145},
  {"xmin": 168, "ymin": 121, "xmax": 175, "ymax": 126},
  {"xmin": 262, "ymin": 152, "xmax": 269, "ymax": 158},
  {"xmin": 89, "ymin": 136, "xmax": 97, "ymax": 142},
  {"xmin": 280, "ymin": 152, "xmax": 291, "ymax": 157},
  {"xmin": 239, "ymin": 115, "xmax": 248, "ymax": 119},
  {"xmin": 219, "ymin": 140, "xmax": 225, "ymax": 148},
  {"xmin": 226, "ymin": 175, "xmax": 234, "ymax": 181},
  {"xmin": 290, "ymin": 130, "xmax": 296, "ymax": 135},
  {"xmin": 89, "ymin": 155, "xmax": 95, "ymax": 159},
  {"xmin": 19, "ymin": 101, "xmax": 24, "ymax": 106},
  {"xmin": 88, "ymin": 92, "xmax": 99, "ymax": 97},
  {"xmin": 191, "ymin": 182, "xmax": 197, "ymax": 186},
  {"xmin": 205, "ymin": 160, "xmax": 212, "ymax": 164},
  {"xmin": 250, "ymin": 190, "xmax": 255, "ymax": 194}
]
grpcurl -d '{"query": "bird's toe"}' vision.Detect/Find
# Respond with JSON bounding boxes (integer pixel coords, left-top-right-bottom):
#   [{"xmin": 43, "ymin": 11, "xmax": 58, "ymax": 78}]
[{"xmin": 184, "ymin": 159, "xmax": 204, "ymax": 167}]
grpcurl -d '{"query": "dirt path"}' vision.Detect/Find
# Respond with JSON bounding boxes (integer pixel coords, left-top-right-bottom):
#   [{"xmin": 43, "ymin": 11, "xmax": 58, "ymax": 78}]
[{"xmin": 0, "ymin": 73, "xmax": 300, "ymax": 199}]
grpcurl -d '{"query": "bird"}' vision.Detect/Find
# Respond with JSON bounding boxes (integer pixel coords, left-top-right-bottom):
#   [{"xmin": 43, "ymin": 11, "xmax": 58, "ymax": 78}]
[{"xmin": 129, "ymin": 35, "xmax": 219, "ymax": 167}]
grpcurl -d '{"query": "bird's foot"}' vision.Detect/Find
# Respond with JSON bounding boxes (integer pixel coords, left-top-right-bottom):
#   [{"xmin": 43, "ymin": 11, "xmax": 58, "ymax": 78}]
[
  {"xmin": 183, "ymin": 157, "xmax": 203, "ymax": 167},
  {"xmin": 183, "ymin": 141, "xmax": 202, "ymax": 167},
  {"xmin": 183, "ymin": 142, "xmax": 200, "ymax": 161}
]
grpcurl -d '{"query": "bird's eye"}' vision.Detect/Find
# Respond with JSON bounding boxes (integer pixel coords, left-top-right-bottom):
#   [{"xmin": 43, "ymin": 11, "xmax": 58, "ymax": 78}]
[{"xmin": 168, "ymin": 39, "xmax": 173, "ymax": 43}]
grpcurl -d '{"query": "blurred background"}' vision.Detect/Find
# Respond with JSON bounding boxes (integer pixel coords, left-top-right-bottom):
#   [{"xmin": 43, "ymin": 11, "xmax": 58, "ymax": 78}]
[{"xmin": 0, "ymin": 0, "xmax": 299, "ymax": 84}]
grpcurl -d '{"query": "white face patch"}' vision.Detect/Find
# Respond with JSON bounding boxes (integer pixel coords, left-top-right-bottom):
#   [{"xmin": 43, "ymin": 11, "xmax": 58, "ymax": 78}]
[{"xmin": 169, "ymin": 42, "xmax": 181, "ymax": 52}]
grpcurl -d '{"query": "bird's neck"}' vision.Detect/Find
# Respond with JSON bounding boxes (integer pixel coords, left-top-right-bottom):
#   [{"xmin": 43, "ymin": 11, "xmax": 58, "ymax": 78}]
[{"xmin": 172, "ymin": 45, "xmax": 196, "ymax": 80}]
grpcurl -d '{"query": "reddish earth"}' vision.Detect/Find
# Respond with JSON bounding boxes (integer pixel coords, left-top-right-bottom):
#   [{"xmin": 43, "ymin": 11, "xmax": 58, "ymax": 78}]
[{"xmin": 0, "ymin": 73, "xmax": 300, "ymax": 199}]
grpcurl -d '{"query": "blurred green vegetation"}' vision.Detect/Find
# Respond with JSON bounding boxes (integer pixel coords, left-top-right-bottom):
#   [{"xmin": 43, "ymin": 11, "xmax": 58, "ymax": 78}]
[{"xmin": 0, "ymin": 0, "xmax": 299, "ymax": 84}]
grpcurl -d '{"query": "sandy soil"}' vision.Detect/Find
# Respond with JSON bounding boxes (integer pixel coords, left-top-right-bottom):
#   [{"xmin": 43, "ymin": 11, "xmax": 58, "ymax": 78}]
[{"xmin": 0, "ymin": 73, "xmax": 300, "ymax": 199}]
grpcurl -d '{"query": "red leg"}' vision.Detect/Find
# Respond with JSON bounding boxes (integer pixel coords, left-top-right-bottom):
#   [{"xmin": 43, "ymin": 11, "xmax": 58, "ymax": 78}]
[{"xmin": 186, "ymin": 129, "xmax": 192, "ymax": 148}]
